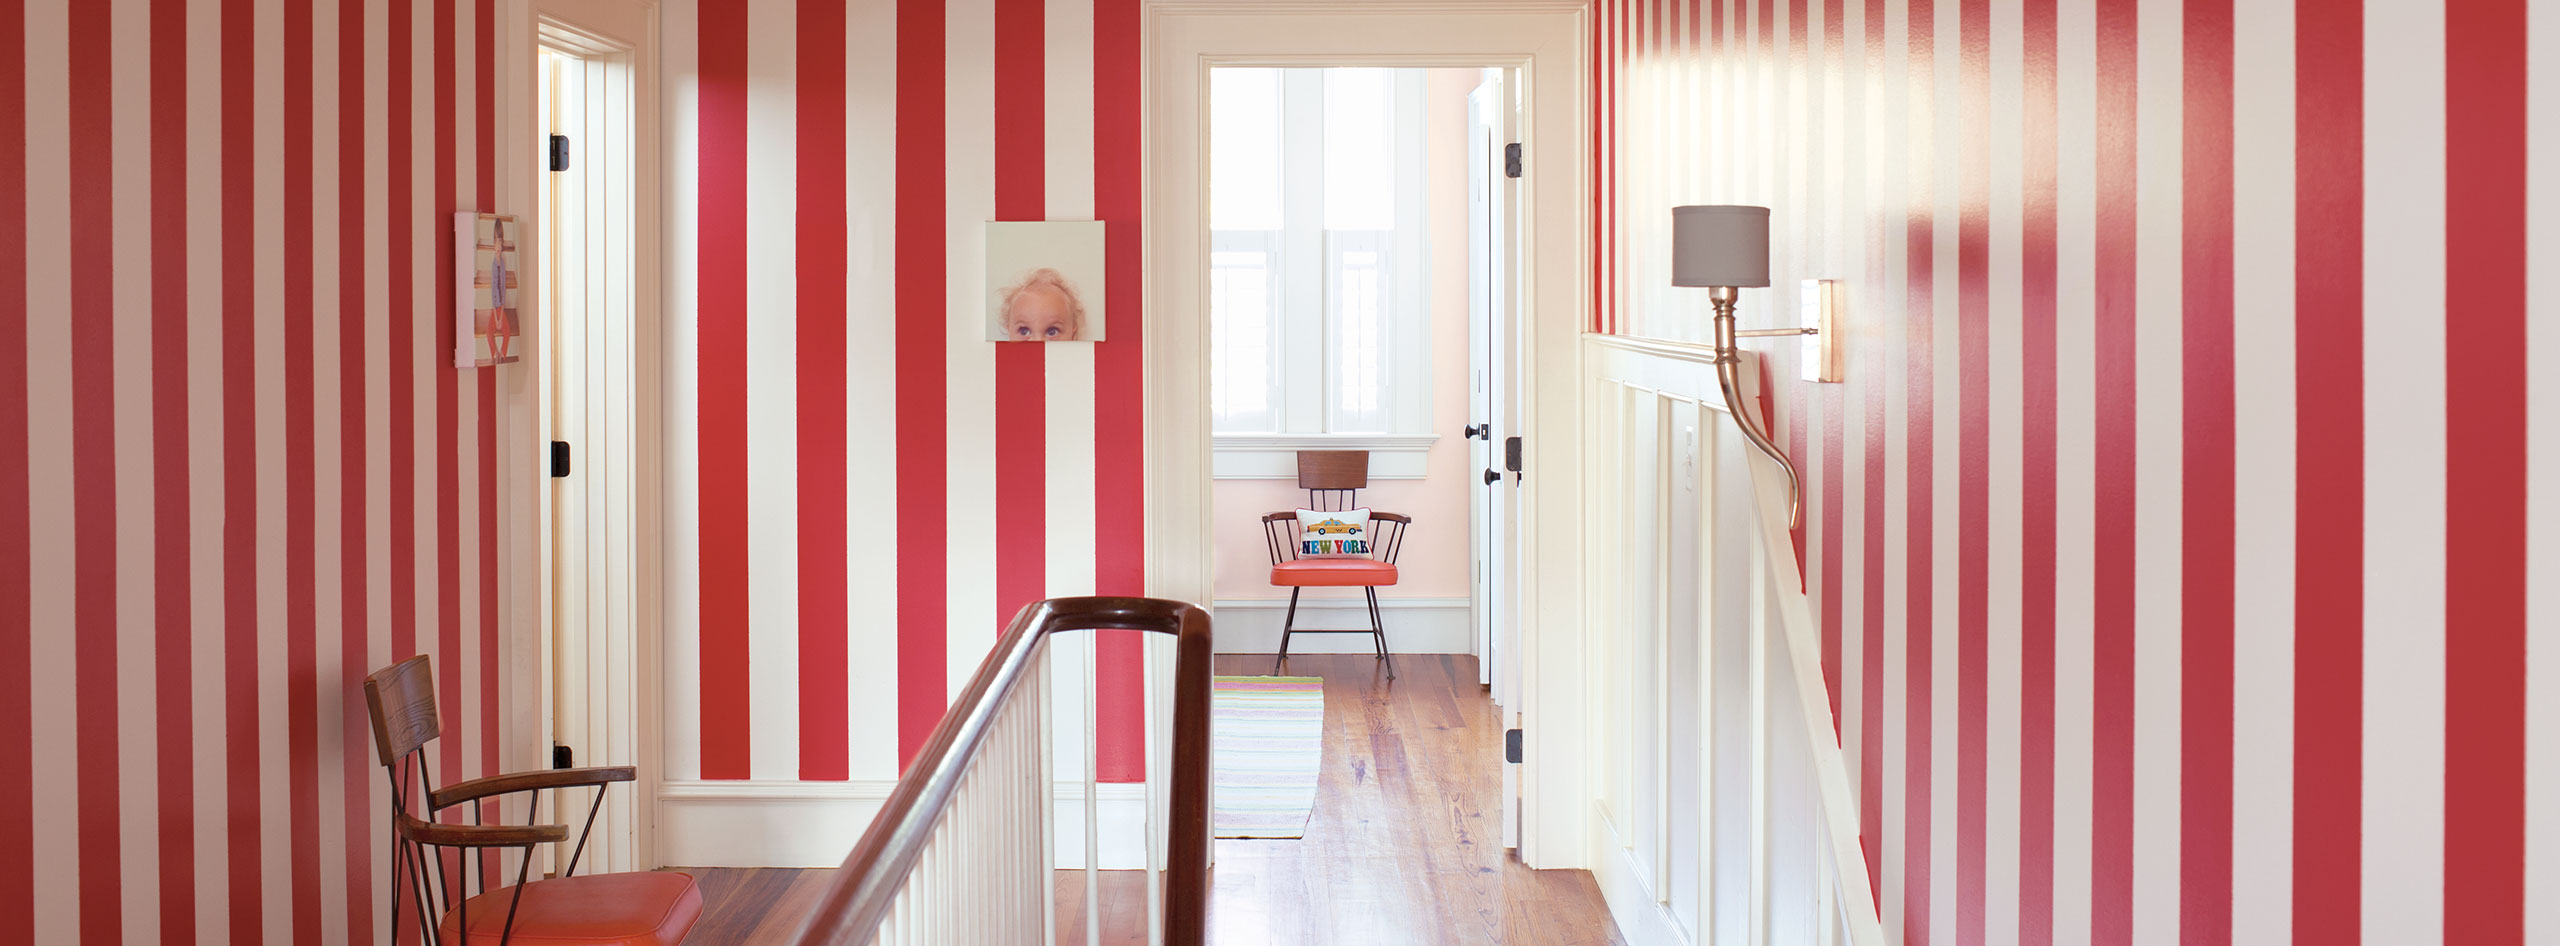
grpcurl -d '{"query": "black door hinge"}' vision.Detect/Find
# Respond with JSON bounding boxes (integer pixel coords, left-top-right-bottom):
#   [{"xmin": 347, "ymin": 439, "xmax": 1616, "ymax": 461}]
[
  {"xmin": 1505, "ymin": 728, "xmax": 1523, "ymax": 764},
  {"xmin": 553, "ymin": 744, "xmax": 574, "ymax": 769},
  {"xmin": 549, "ymin": 134, "xmax": 571, "ymax": 172},
  {"xmin": 550, "ymin": 441, "xmax": 572, "ymax": 478},
  {"xmin": 1504, "ymin": 142, "xmax": 1523, "ymax": 178},
  {"xmin": 1505, "ymin": 436, "xmax": 1523, "ymax": 473}
]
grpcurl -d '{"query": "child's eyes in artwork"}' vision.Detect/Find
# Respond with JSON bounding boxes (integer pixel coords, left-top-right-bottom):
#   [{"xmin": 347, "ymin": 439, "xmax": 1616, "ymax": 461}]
[
  {"xmin": 1044, "ymin": 326, "xmax": 1062, "ymax": 338},
  {"xmin": 1015, "ymin": 324, "xmax": 1033, "ymax": 338}
]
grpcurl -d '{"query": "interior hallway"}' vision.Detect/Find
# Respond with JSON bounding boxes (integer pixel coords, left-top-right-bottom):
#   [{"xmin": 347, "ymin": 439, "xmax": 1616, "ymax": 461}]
[{"xmin": 673, "ymin": 653, "xmax": 1620, "ymax": 945}]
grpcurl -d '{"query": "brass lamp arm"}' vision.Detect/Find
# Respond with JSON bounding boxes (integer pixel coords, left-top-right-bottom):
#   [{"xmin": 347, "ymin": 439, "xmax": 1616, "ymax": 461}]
[{"xmin": 1708, "ymin": 286, "xmax": 1805, "ymax": 529}]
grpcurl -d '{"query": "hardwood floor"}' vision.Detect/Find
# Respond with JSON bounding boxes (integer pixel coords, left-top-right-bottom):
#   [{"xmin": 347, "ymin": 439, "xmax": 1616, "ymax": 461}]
[{"xmin": 669, "ymin": 653, "xmax": 1622, "ymax": 945}]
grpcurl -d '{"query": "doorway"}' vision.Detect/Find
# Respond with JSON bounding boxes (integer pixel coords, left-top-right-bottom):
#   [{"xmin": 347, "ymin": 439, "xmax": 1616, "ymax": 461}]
[
  {"xmin": 532, "ymin": 3, "xmax": 659, "ymax": 876},
  {"xmin": 1200, "ymin": 61, "xmax": 1529, "ymax": 849}
]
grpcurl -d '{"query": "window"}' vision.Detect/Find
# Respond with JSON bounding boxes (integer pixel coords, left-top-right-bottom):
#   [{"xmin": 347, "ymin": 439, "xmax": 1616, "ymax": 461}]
[{"xmin": 1209, "ymin": 68, "xmax": 1434, "ymax": 477}]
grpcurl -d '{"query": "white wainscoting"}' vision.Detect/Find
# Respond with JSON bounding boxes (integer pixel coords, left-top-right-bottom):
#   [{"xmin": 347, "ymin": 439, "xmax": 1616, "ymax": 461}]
[
  {"xmin": 656, "ymin": 779, "xmax": 1153, "ymax": 870},
  {"xmin": 1209, "ymin": 595, "xmax": 1474, "ymax": 654},
  {"xmin": 1580, "ymin": 336, "xmax": 1884, "ymax": 946}
]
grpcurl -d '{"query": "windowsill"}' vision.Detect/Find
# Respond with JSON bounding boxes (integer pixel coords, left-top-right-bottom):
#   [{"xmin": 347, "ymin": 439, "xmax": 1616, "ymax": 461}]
[{"xmin": 1212, "ymin": 433, "xmax": 1442, "ymax": 480}]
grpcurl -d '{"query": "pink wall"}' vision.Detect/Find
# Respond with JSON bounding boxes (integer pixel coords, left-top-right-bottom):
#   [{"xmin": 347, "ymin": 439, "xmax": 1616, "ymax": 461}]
[
  {"xmin": 1595, "ymin": 0, "xmax": 2549, "ymax": 944},
  {"xmin": 1211, "ymin": 67, "xmax": 1483, "ymax": 604},
  {"xmin": 4, "ymin": 0, "xmax": 512, "ymax": 942}
]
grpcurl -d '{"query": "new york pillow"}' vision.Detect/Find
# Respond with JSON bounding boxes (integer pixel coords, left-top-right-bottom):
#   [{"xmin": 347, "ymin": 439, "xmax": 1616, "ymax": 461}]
[{"xmin": 1294, "ymin": 508, "xmax": 1372, "ymax": 558}]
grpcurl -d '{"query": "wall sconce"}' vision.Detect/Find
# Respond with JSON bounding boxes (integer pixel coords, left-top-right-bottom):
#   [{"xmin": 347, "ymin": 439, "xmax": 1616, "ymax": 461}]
[{"xmin": 1669, "ymin": 205, "xmax": 1840, "ymax": 527}]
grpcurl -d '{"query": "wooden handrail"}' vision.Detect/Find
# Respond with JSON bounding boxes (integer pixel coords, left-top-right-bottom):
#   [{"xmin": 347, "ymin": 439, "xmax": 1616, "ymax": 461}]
[{"xmin": 792, "ymin": 596, "xmax": 1214, "ymax": 946}]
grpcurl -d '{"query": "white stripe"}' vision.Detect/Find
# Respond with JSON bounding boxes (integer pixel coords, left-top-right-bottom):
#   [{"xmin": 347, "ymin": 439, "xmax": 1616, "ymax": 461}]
[
  {"xmin": 451, "ymin": 0, "xmax": 480, "ymax": 793},
  {"xmin": 1984, "ymin": 0, "xmax": 2025, "ymax": 940},
  {"xmin": 2360, "ymin": 0, "xmax": 2448, "ymax": 943},
  {"xmin": 945, "ymin": 0, "xmax": 997, "ymax": 701},
  {"xmin": 307, "ymin": 0, "xmax": 349, "ymax": 936},
  {"xmin": 1836, "ymin": 0, "xmax": 1866, "ymax": 892},
  {"xmin": 258, "ymin": 0, "xmax": 295, "ymax": 936},
  {"xmin": 184, "ymin": 0, "xmax": 233, "ymax": 932},
  {"xmin": 2047, "ymin": 0, "xmax": 2097, "ymax": 939},
  {"xmin": 109, "ymin": 0, "xmax": 162, "ymax": 939},
  {"xmin": 743, "ymin": 0, "xmax": 800, "ymax": 781},
  {"xmin": 23, "ymin": 0, "xmax": 78, "ymax": 939},
  {"xmin": 1044, "ymin": 0, "xmax": 1098, "ymax": 603},
  {"xmin": 2528, "ymin": 3, "xmax": 2560, "ymax": 943},
  {"xmin": 843, "ymin": 0, "xmax": 901, "ymax": 782},
  {"xmin": 2228, "ymin": 0, "xmax": 2297, "ymax": 942},
  {"xmin": 659, "ymin": 0, "xmax": 704, "ymax": 781},
  {"xmin": 1878, "ymin": 0, "xmax": 1910, "ymax": 936},
  {"xmin": 2129, "ymin": 0, "xmax": 2184, "ymax": 938},
  {"xmin": 361, "ymin": 0, "xmax": 394, "ymax": 928}
]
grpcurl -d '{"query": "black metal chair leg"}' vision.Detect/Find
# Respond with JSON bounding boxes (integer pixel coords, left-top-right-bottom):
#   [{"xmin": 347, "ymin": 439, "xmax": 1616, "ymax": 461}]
[
  {"xmin": 1367, "ymin": 587, "xmax": 1396, "ymax": 679},
  {"xmin": 1273, "ymin": 587, "xmax": 1302, "ymax": 675}
]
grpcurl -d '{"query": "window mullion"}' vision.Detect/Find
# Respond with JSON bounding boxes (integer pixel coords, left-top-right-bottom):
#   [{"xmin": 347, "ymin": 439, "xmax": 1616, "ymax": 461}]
[{"xmin": 1280, "ymin": 69, "xmax": 1327, "ymax": 435}]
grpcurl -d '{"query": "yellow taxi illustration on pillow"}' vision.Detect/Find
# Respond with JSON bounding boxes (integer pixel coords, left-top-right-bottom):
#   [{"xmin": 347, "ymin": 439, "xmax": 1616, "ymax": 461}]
[{"xmin": 1307, "ymin": 518, "xmax": 1361, "ymax": 535}]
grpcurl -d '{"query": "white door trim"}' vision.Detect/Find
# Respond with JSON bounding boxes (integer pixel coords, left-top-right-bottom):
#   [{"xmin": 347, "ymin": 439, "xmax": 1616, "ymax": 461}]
[
  {"xmin": 507, "ymin": 0, "xmax": 663, "ymax": 872},
  {"xmin": 1144, "ymin": 5, "xmax": 1591, "ymax": 869}
]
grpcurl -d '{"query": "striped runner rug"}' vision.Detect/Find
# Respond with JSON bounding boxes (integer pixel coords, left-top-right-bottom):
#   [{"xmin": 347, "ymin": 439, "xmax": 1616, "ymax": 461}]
[{"xmin": 1212, "ymin": 675, "xmax": 1325, "ymax": 839}]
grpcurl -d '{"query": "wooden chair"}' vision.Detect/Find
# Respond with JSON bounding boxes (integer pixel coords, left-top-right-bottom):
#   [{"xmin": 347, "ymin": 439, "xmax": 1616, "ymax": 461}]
[
  {"xmin": 365, "ymin": 655, "xmax": 703, "ymax": 946},
  {"xmin": 1262, "ymin": 451, "xmax": 1411, "ymax": 679}
]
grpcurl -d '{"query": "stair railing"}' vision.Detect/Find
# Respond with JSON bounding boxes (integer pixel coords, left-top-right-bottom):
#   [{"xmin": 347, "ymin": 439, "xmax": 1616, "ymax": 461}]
[{"xmin": 792, "ymin": 597, "xmax": 1214, "ymax": 946}]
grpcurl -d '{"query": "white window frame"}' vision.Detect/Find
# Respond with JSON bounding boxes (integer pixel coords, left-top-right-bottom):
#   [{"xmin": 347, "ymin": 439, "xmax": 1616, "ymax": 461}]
[{"xmin": 1210, "ymin": 68, "xmax": 1437, "ymax": 479}]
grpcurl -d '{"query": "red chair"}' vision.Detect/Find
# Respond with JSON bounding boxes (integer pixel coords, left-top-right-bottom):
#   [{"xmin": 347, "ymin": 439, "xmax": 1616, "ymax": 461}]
[
  {"xmin": 1262, "ymin": 450, "xmax": 1411, "ymax": 679},
  {"xmin": 364, "ymin": 655, "xmax": 703, "ymax": 946}
]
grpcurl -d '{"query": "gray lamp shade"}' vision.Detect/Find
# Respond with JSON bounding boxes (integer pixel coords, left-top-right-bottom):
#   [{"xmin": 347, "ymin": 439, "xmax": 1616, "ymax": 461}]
[{"xmin": 1670, "ymin": 205, "xmax": 1771, "ymax": 288}]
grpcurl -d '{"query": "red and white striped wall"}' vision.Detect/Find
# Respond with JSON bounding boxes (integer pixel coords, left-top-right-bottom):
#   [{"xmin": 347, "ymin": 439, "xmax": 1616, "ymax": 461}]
[
  {"xmin": 5, "ymin": 0, "xmax": 512, "ymax": 942},
  {"xmin": 657, "ymin": 0, "xmax": 1150, "ymax": 808},
  {"xmin": 1593, "ymin": 0, "xmax": 2551, "ymax": 944}
]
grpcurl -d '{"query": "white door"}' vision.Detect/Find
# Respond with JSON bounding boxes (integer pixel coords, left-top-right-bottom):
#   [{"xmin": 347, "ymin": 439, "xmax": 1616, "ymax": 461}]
[
  {"xmin": 1466, "ymin": 72, "xmax": 1526, "ymax": 849},
  {"xmin": 535, "ymin": 4, "xmax": 655, "ymax": 873}
]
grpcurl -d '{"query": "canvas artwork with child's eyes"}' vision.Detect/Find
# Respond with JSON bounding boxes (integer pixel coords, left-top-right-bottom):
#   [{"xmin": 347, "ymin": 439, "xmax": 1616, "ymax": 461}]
[{"xmin": 985, "ymin": 220, "xmax": 1107, "ymax": 342}]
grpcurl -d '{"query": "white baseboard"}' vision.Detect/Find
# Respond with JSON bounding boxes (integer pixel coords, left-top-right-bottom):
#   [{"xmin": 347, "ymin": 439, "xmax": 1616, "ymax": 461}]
[
  {"xmin": 656, "ymin": 779, "xmax": 1152, "ymax": 870},
  {"xmin": 1588, "ymin": 807, "xmax": 1691, "ymax": 946},
  {"xmin": 1210, "ymin": 595, "xmax": 1474, "ymax": 654}
]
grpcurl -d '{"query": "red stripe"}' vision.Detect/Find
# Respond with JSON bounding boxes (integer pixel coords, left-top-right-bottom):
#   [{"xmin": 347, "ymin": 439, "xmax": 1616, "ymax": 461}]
[
  {"xmin": 66, "ymin": 0, "xmax": 120, "ymax": 937},
  {"xmin": 1902, "ymin": 0, "xmax": 1936, "ymax": 939},
  {"xmin": 432, "ymin": 0, "xmax": 465, "ymax": 832},
  {"xmin": 1955, "ymin": 0, "xmax": 1990, "ymax": 940},
  {"xmin": 221, "ymin": 0, "xmax": 265, "ymax": 939},
  {"xmin": 992, "ymin": 0, "xmax": 1048, "ymax": 700},
  {"xmin": 797, "ymin": 0, "xmax": 851, "ymax": 782},
  {"xmin": 894, "ymin": 0, "xmax": 949, "ymax": 767},
  {"xmin": 149, "ymin": 0, "xmax": 198, "ymax": 939},
  {"xmin": 2288, "ymin": 0, "xmax": 2361, "ymax": 941},
  {"xmin": 2178, "ymin": 1, "xmax": 2236, "ymax": 944},
  {"xmin": 697, "ymin": 2, "xmax": 753, "ymax": 779},
  {"xmin": 1818, "ymin": 0, "xmax": 1845, "ymax": 733},
  {"xmin": 2440, "ymin": 1, "xmax": 2530, "ymax": 942},
  {"xmin": 1093, "ymin": 0, "xmax": 1147, "ymax": 783},
  {"xmin": 1591, "ymin": 2, "xmax": 1603, "ymax": 334},
  {"xmin": 2088, "ymin": 1, "xmax": 2139, "ymax": 943},
  {"xmin": 2017, "ymin": 0, "xmax": 2059, "ymax": 941},
  {"xmin": 475, "ymin": 0, "xmax": 502, "ymax": 886},
  {"xmin": 0, "ymin": 0, "xmax": 29, "ymax": 938},
  {"xmin": 339, "ymin": 0, "xmax": 378, "ymax": 934},
  {"xmin": 283, "ymin": 0, "xmax": 323, "ymax": 939}
]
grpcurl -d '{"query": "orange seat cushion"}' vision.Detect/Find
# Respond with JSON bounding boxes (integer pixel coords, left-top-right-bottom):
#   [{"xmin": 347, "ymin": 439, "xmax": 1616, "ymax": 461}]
[
  {"xmin": 1271, "ymin": 558, "xmax": 1399, "ymax": 587},
  {"xmin": 438, "ymin": 871, "xmax": 703, "ymax": 946}
]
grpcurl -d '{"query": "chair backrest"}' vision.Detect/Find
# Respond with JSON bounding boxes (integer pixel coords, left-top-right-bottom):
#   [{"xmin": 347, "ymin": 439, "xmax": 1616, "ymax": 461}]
[
  {"xmin": 1296, "ymin": 450, "xmax": 1367, "ymax": 510},
  {"xmin": 365, "ymin": 654, "xmax": 440, "ymax": 767}
]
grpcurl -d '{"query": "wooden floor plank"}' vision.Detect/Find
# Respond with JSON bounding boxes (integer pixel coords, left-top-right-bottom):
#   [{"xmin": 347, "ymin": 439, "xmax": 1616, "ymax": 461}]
[{"xmin": 670, "ymin": 654, "xmax": 1623, "ymax": 944}]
